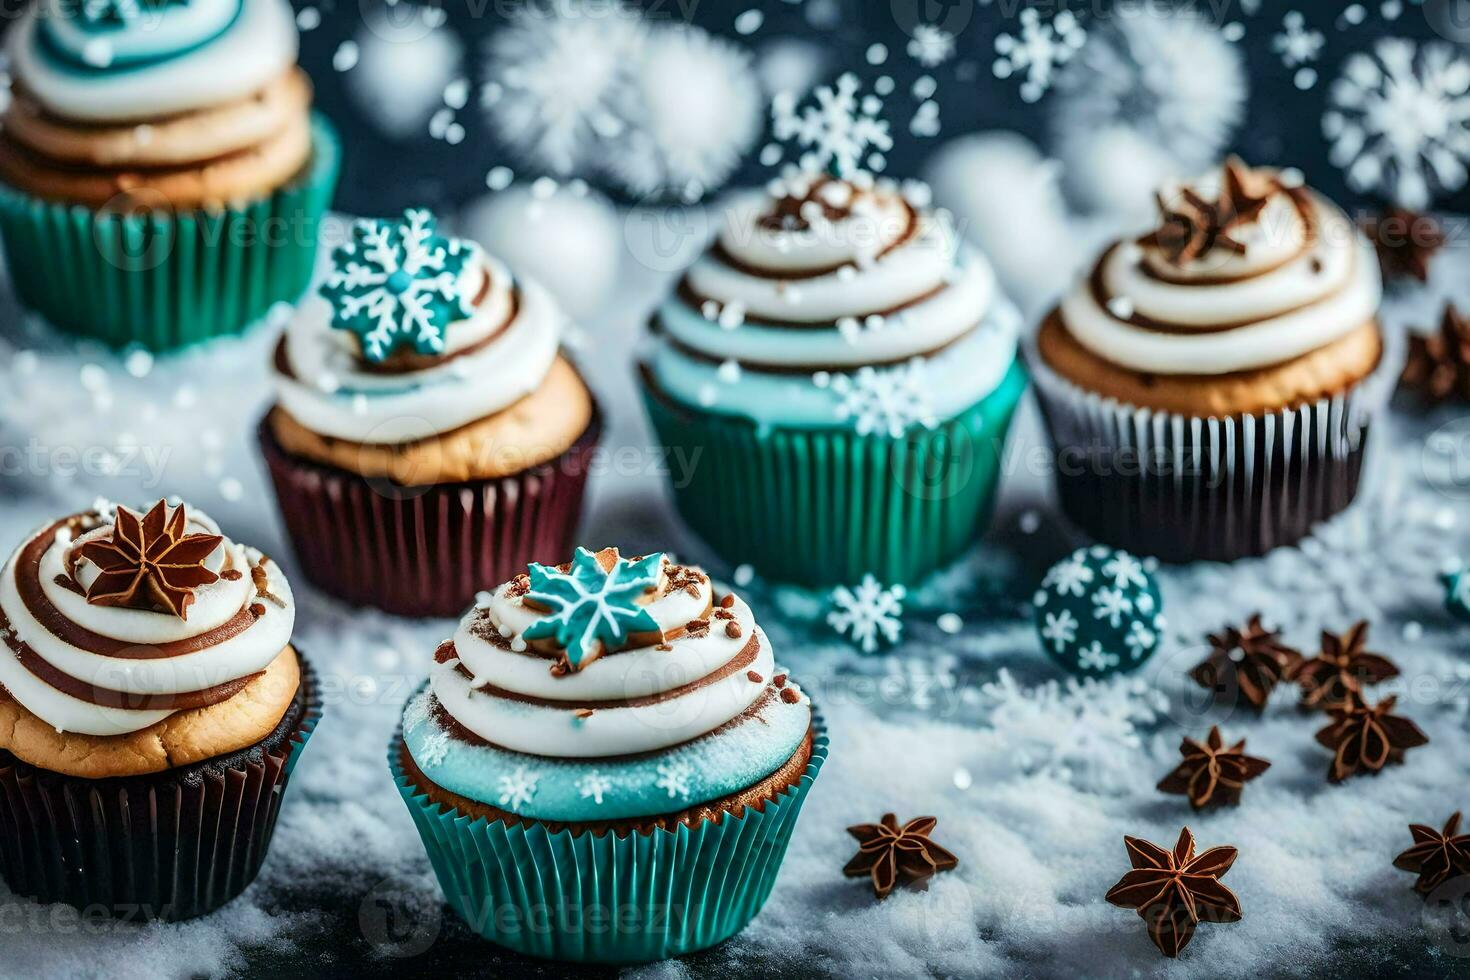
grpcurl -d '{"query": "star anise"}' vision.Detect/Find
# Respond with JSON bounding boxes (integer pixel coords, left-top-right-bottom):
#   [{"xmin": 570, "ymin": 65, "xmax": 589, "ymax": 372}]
[
  {"xmin": 1294, "ymin": 621, "xmax": 1399, "ymax": 711},
  {"xmin": 1315, "ymin": 695, "xmax": 1428, "ymax": 783},
  {"xmin": 1190, "ymin": 614, "xmax": 1304, "ymax": 712},
  {"xmin": 1362, "ymin": 207, "xmax": 1444, "ymax": 283},
  {"xmin": 1401, "ymin": 304, "xmax": 1470, "ymax": 404},
  {"xmin": 1393, "ymin": 812, "xmax": 1470, "ymax": 897},
  {"xmin": 1142, "ymin": 157, "xmax": 1278, "ymax": 266},
  {"xmin": 1157, "ymin": 727, "xmax": 1271, "ymax": 810},
  {"xmin": 77, "ymin": 501, "xmax": 222, "ymax": 620},
  {"xmin": 1105, "ymin": 827, "xmax": 1242, "ymax": 958},
  {"xmin": 843, "ymin": 814, "xmax": 958, "ymax": 899}
]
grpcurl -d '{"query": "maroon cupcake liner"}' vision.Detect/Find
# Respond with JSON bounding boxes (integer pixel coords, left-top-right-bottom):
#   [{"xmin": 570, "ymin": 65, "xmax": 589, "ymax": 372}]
[
  {"xmin": 1028, "ymin": 335, "xmax": 1398, "ymax": 562},
  {"xmin": 257, "ymin": 413, "xmax": 601, "ymax": 618},
  {"xmin": 0, "ymin": 654, "xmax": 320, "ymax": 922}
]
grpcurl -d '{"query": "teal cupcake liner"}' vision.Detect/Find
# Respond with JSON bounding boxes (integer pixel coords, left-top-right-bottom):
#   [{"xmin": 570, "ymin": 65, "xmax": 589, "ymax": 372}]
[
  {"xmin": 641, "ymin": 358, "xmax": 1028, "ymax": 587},
  {"xmin": 0, "ymin": 113, "xmax": 341, "ymax": 352},
  {"xmin": 390, "ymin": 714, "xmax": 829, "ymax": 964}
]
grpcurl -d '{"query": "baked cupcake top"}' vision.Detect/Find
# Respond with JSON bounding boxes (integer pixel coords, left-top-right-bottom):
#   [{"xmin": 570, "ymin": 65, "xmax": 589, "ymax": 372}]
[
  {"xmin": 401, "ymin": 547, "xmax": 812, "ymax": 822},
  {"xmin": 0, "ymin": 499, "xmax": 296, "ymax": 738},
  {"xmin": 1055, "ymin": 158, "xmax": 1382, "ymax": 377},
  {"xmin": 1, "ymin": 0, "xmax": 312, "ymax": 207},
  {"xmin": 272, "ymin": 208, "xmax": 580, "ymax": 448},
  {"xmin": 647, "ymin": 171, "xmax": 1020, "ymax": 435}
]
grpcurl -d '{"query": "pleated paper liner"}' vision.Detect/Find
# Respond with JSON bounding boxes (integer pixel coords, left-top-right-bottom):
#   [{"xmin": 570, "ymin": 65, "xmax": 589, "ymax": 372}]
[
  {"xmin": 1027, "ymin": 331, "xmax": 1400, "ymax": 562},
  {"xmin": 0, "ymin": 113, "xmax": 341, "ymax": 352},
  {"xmin": 258, "ymin": 411, "xmax": 602, "ymax": 619},
  {"xmin": 0, "ymin": 652, "xmax": 321, "ymax": 923},
  {"xmin": 389, "ymin": 712, "xmax": 829, "ymax": 964},
  {"xmin": 640, "ymin": 358, "xmax": 1028, "ymax": 588}
]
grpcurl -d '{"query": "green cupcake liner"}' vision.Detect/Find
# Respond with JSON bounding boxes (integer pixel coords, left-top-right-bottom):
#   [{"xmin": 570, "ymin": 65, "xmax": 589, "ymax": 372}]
[
  {"xmin": 0, "ymin": 113, "xmax": 341, "ymax": 352},
  {"xmin": 390, "ymin": 715, "xmax": 829, "ymax": 964},
  {"xmin": 641, "ymin": 358, "xmax": 1028, "ymax": 587}
]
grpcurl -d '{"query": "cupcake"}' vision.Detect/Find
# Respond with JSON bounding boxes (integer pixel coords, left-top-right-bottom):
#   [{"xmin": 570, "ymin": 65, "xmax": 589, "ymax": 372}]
[
  {"xmin": 260, "ymin": 208, "xmax": 601, "ymax": 618},
  {"xmin": 391, "ymin": 547, "xmax": 826, "ymax": 963},
  {"xmin": 1030, "ymin": 158, "xmax": 1391, "ymax": 562},
  {"xmin": 0, "ymin": 499, "xmax": 318, "ymax": 921},
  {"xmin": 0, "ymin": 0, "xmax": 340, "ymax": 350},
  {"xmin": 640, "ymin": 172, "xmax": 1027, "ymax": 587}
]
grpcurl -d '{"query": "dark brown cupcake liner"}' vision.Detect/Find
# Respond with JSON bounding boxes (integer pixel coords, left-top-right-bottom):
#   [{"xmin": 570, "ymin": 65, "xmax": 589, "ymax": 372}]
[
  {"xmin": 257, "ymin": 412, "xmax": 601, "ymax": 618},
  {"xmin": 1028, "ymin": 336, "xmax": 1398, "ymax": 562},
  {"xmin": 0, "ymin": 654, "xmax": 320, "ymax": 922}
]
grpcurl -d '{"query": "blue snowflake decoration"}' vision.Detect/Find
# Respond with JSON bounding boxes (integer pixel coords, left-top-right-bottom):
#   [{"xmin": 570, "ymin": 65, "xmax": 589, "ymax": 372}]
[
  {"xmin": 320, "ymin": 208, "xmax": 475, "ymax": 363},
  {"xmin": 1032, "ymin": 546, "xmax": 1165, "ymax": 678},
  {"xmin": 1442, "ymin": 561, "xmax": 1470, "ymax": 623},
  {"xmin": 72, "ymin": 0, "xmax": 189, "ymax": 26},
  {"xmin": 523, "ymin": 548, "xmax": 665, "ymax": 672}
]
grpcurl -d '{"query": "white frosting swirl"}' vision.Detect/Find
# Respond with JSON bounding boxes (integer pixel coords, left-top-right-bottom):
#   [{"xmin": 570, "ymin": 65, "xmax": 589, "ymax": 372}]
[
  {"xmin": 1059, "ymin": 185, "xmax": 1382, "ymax": 375},
  {"xmin": 430, "ymin": 557, "xmax": 794, "ymax": 759},
  {"xmin": 272, "ymin": 255, "xmax": 562, "ymax": 444},
  {"xmin": 647, "ymin": 177, "xmax": 1019, "ymax": 428},
  {"xmin": 10, "ymin": 0, "xmax": 298, "ymax": 122},
  {"xmin": 0, "ymin": 503, "xmax": 295, "ymax": 736}
]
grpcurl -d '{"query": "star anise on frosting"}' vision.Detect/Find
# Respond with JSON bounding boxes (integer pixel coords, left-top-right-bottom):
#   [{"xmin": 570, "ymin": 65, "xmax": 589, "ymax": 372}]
[
  {"xmin": 1401, "ymin": 304, "xmax": 1470, "ymax": 404},
  {"xmin": 1294, "ymin": 621, "xmax": 1399, "ymax": 711},
  {"xmin": 77, "ymin": 501, "xmax": 222, "ymax": 620},
  {"xmin": 1142, "ymin": 157, "xmax": 1278, "ymax": 266},
  {"xmin": 843, "ymin": 813, "xmax": 958, "ymax": 899},
  {"xmin": 1190, "ymin": 614, "xmax": 1304, "ymax": 712},
  {"xmin": 1362, "ymin": 207, "xmax": 1444, "ymax": 283},
  {"xmin": 1394, "ymin": 813, "xmax": 1470, "ymax": 897},
  {"xmin": 1315, "ymin": 695, "xmax": 1428, "ymax": 783},
  {"xmin": 1105, "ymin": 827, "xmax": 1242, "ymax": 959},
  {"xmin": 1157, "ymin": 727, "xmax": 1271, "ymax": 810}
]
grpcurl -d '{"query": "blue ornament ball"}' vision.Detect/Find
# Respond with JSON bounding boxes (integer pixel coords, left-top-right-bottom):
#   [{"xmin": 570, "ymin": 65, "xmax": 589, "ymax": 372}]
[{"xmin": 1032, "ymin": 545, "xmax": 1165, "ymax": 677}]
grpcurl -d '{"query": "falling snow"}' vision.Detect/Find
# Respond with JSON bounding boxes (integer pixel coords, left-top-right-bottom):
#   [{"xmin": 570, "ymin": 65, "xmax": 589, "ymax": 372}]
[
  {"xmin": 906, "ymin": 25, "xmax": 955, "ymax": 68},
  {"xmin": 993, "ymin": 9, "xmax": 1086, "ymax": 103}
]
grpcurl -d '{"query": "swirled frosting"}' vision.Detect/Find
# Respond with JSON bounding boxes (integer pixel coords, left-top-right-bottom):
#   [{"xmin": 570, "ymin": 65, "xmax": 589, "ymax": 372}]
[
  {"xmin": 0, "ymin": 500, "xmax": 296, "ymax": 736},
  {"xmin": 401, "ymin": 548, "xmax": 812, "ymax": 822},
  {"xmin": 10, "ymin": 0, "xmax": 299, "ymax": 122},
  {"xmin": 272, "ymin": 246, "xmax": 563, "ymax": 445},
  {"xmin": 646, "ymin": 173, "xmax": 1020, "ymax": 433},
  {"xmin": 1057, "ymin": 161, "xmax": 1383, "ymax": 376}
]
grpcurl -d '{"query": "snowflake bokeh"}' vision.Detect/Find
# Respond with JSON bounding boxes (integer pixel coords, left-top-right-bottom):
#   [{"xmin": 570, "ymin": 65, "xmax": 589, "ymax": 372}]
[
  {"xmin": 771, "ymin": 72, "xmax": 894, "ymax": 177},
  {"xmin": 993, "ymin": 9, "xmax": 1086, "ymax": 103}
]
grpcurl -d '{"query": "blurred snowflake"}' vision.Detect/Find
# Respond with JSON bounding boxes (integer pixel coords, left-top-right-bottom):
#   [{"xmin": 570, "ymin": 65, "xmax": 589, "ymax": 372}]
[
  {"xmin": 772, "ymin": 72, "xmax": 893, "ymax": 177},
  {"xmin": 907, "ymin": 25, "xmax": 955, "ymax": 68},
  {"xmin": 828, "ymin": 575, "xmax": 906, "ymax": 653},
  {"xmin": 1273, "ymin": 11, "xmax": 1324, "ymax": 88},
  {"xmin": 993, "ymin": 9, "xmax": 1086, "ymax": 103},
  {"xmin": 1323, "ymin": 38, "xmax": 1470, "ymax": 209},
  {"xmin": 814, "ymin": 360, "xmax": 938, "ymax": 437}
]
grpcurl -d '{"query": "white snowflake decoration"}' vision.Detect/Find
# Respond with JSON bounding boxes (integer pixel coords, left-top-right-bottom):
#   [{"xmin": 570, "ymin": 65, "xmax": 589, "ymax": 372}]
[
  {"xmin": 1100, "ymin": 552, "xmax": 1148, "ymax": 590},
  {"xmin": 654, "ymin": 761, "xmax": 694, "ymax": 799},
  {"xmin": 1123, "ymin": 619, "xmax": 1158, "ymax": 660},
  {"xmin": 1273, "ymin": 11, "xmax": 1324, "ymax": 88},
  {"xmin": 496, "ymin": 765, "xmax": 541, "ymax": 809},
  {"xmin": 1076, "ymin": 641, "xmax": 1119, "ymax": 674},
  {"xmin": 576, "ymin": 770, "xmax": 613, "ymax": 805},
  {"xmin": 321, "ymin": 209, "xmax": 475, "ymax": 363},
  {"xmin": 1324, "ymin": 38, "xmax": 1470, "ymax": 209},
  {"xmin": 993, "ymin": 9, "xmax": 1086, "ymax": 103},
  {"xmin": 813, "ymin": 359, "xmax": 938, "ymax": 438},
  {"xmin": 1091, "ymin": 588, "xmax": 1133, "ymax": 628},
  {"xmin": 907, "ymin": 25, "xmax": 955, "ymax": 68},
  {"xmin": 1041, "ymin": 610, "xmax": 1079, "ymax": 653},
  {"xmin": 772, "ymin": 72, "xmax": 893, "ymax": 177},
  {"xmin": 1041, "ymin": 554, "xmax": 1094, "ymax": 597},
  {"xmin": 78, "ymin": 0, "xmax": 183, "ymax": 25},
  {"xmin": 827, "ymin": 574, "xmax": 906, "ymax": 653}
]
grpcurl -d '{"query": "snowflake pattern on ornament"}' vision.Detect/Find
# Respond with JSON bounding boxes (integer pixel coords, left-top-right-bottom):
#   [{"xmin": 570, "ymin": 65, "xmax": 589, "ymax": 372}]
[
  {"xmin": 813, "ymin": 359, "xmax": 938, "ymax": 437},
  {"xmin": 993, "ymin": 9, "xmax": 1086, "ymax": 103},
  {"xmin": 827, "ymin": 575, "xmax": 906, "ymax": 653},
  {"xmin": 907, "ymin": 25, "xmax": 955, "ymax": 68},
  {"xmin": 320, "ymin": 209, "xmax": 475, "ymax": 363},
  {"xmin": 575, "ymin": 770, "xmax": 613, "ymax": 805},
  {"xmin": 772, "ymin": 72, "xmax": 893, "ymax": 177},
  {"xmin": 1323, "ymin": 38, "xmax": 1470, "ymax": 209},
  {"xmin": 654, "ymin": 761, "xmax": 694, "ymax": 799},
  {"xmin": 1033, "ymin": 546, "xmax": 1164, "ymax": 678},
  {"xmin": 496, "ymin": 766, "xmax": 541, "ymax": 810},
  {"xmin": 1040, "ymin": 609, "xmax": 1079, "ymax": 653}
]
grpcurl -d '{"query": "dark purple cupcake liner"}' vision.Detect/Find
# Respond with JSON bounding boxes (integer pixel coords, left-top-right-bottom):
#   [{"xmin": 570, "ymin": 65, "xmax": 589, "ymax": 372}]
[
  {"xmin": 257, "ymin": 413, "xmax": 601, "ymax": 618},
  {"xmin": 0, "ymin": 654, "xmax": 320, "ymax": 922},
  {"xmin": 1027, "ymin": 335, "xmax": 1399, "ymax": 562}
]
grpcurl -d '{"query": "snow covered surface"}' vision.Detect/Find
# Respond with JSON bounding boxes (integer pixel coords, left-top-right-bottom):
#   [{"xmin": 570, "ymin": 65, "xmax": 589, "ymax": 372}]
[{"xmin": 3, "ymin": 210, "xmax": 1470, "ymax": 979}]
